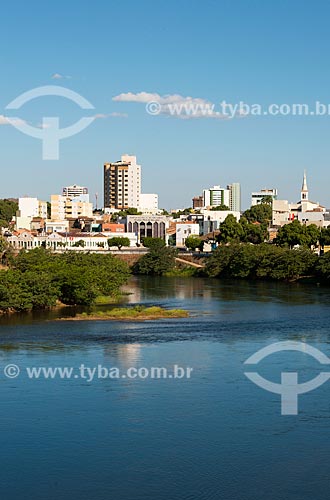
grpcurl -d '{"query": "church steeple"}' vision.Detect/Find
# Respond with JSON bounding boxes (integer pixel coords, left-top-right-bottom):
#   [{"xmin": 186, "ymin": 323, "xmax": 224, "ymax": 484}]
[{"xmin": 301, "ymin": 170, "xmax": 308, "ymax": 201}]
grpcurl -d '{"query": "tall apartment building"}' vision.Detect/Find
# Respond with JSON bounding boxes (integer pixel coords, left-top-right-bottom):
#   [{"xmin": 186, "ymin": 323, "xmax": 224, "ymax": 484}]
[
  {"xmin": 228, "ymin": 183, "xmax": 241, "ymax": 212},
  {"xmin": 200, "ymin": 182, "xmax": 241, "ymax": 211},
  {"xmin": 104, "ymin": 155, "xmax": 141, "ymax": 209},
  {"xmin": 251, "ymin": 188, "xmax": 277, "ymax": 206},
  {"xmin": 203, "ymin": 186, "xmax": 230, "ymax": 208},
  {"xmin": 51, "ymin": 194, "xmax": 93, "ymax": 220},
  {"xmin": 62, "ymin": 184, "xmax": 88, "ymax": 197}
]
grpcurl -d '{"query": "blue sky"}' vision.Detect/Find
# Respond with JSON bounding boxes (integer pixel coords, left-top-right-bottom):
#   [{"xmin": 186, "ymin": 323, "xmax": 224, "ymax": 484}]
[{"xmin": 1, "ymin": 0, "xmax": 330, "ymax": 209}]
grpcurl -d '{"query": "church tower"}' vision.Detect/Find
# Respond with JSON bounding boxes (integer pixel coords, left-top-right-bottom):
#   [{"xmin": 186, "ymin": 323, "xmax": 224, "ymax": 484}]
[{"xmin": 301, "ymin": 170, "xmax": 308, "ymax": 201}]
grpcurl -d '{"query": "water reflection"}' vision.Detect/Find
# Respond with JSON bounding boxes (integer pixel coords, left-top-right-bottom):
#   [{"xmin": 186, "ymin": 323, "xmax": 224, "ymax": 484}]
[
  {"xmin": 0, "ymin": 277, "xmax": 330, "ymax": 352},
  {"xmin": 1, "ymin": 277, "xmax": 330, "ymax": 500}
]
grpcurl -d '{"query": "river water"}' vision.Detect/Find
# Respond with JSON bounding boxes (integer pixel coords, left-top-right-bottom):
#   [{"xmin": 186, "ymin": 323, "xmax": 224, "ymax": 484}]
[{"xmin": 1, "ymin": 276, "xmax": 330, "ymax": 500}]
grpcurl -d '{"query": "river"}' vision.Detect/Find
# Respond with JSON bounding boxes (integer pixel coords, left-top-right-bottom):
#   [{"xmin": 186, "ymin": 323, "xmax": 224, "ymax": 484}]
[{"xmin": 0, "ymin": 276, "xmax": 330, "ymax": 500}]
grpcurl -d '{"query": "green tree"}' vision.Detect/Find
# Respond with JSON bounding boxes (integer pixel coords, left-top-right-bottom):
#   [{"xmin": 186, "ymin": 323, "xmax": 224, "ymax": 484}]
[
  {"xmin": 306, "ymin": 224, "xmax": 320, "ymax": 247},
  {"xmin": 0, "ymin": 199, "xmax": 18, "ymax": 228},
  {"xmin": 210, "ymin": 204, "xmax": 230, "ymax": 211},
  {"xmin": 269, "ymin": 248, "xmax": 317, "ymax": 280},
  {"xmin": 108, "ymin": 236, "xmax": 130, "ymax": 250},
  {"xmin": 240, "ymin": 219, "xmax": 265, "ymax": 244},
  {"xmin": 0, "ymin": 249, "xmax": 131, "ymax": 311},
  {"xmin": 275, "ymin": 220, "xmax": 319, "ymax": 248},
  {"xmin": 172, "ymin": 208, "xmax": 193, "ymax": 219},
  {"xmin": 260, "ymin": 195, "xmax": 273, "ymax": 205},
  {"xmin": 243, "ymin": 203, "xmax": 272, "ymax": 224},
  {"xmin": 320, "ymin": 227, "xmax": 330, "ymax": 247},
  {"xmin": 205, "ymin": 243, "xmax": 317, "ymax": 281},
  {"xmin": 118, "ymin": 207, "xmax": 142, "ymax": 216},
  {"xmin": 185, "ymin": 235, "xmax": 203, "ymax": 251},
  {"xmin": 316, "ymin": 252, "xmax": 330, "ymax": 280},
  {"xmin": 218, "ymin": 214, "xmax": 244, "ymax": 243},
  {"xmin": 72, "ymin": 239, "xmax": 85, "ymax": 247},
  {"xmin": 0, "ymin": 235, "xmax": 8, "ymax": 255},
  {"xmin": 142, "ymin": 237, "xmax": 166, "ymax": 249},
  {"xmin": 133, "ymin": 246, "xmax": 177, "ymax": 275}
]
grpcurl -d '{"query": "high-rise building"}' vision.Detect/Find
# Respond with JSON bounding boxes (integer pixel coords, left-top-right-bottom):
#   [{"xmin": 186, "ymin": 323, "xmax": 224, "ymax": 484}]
[
  {"xmin": 104, "ymin": 155, "xmax": 141, "ymax": 209},
  {"xmin": 203, "ymin": 186, "xmax": 230, "ymax": 208},
  {"xmin": 62, "ymin": 185, "xmax": 88, "ymax": 197},
  {"xmin": 228, "ymin": 183, "xmax": 241, "ymax": 212},
  {"xmin": 251, "ymin": 188, "xmax": 277, "ymax": 206}
]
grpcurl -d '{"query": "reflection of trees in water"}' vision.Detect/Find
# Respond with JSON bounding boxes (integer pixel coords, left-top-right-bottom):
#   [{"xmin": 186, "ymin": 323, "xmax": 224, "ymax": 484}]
[{"xmin": 123, "ymin": 276, "xmax": 330, "ymax": 306}]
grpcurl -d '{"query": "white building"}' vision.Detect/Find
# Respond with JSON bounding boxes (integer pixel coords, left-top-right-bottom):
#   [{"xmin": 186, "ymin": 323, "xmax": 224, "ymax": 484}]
[
  {"xmin": 121, "ymin": 154, "xmax": 141, "ymax": 208},
  {"xmin": 228, "ymin": 183, "xmax": 241, "ymax": 212},
  {"xmin": 139, "ymin": 193, "xmax": 159, "ymax": 214},
  {"xmin": 19, "ymin": 197, "xmax": 39, "ymax": 218},
  {"xmin": 45, "ymin": 220, "xmax": 69, "ymax": 233},
  {"xmin": 7, "ymin": 231, "xmax": 138, "ymax": 251},
  {"xmin": 201, "ymin": 209, "xmax": 241, "ymax": 224},
  {"xmin": 203, "ymin": 186, "xmax": 230, "ymax": 208},
  {"xmin": 251, "ymin": 188, "xmax": 277, "ymax": 206},
  {"xmin": 51, "ymin": 194, "xmax": 93, "ymax": 220},
  {"xmin": 62, "ymin": 184, "xmax": 88, "ymax": 197},
  {"xmin": 126, "ymin": 214, "xmax": 170, "ymax": 243},
  {"xmin": 15, "ymin": 197, "xmax": 47, "ymax": 230},
  {"xmin": 202, "ymin": 183, "xmax": 241, "ymax": 211},
  {"xmin": 175, "ymin": 222, "xmax": 200, "ymax": 247},
  {"xmin": 272, "ymin": 173, "xmax": 327, "ymax": 227}
]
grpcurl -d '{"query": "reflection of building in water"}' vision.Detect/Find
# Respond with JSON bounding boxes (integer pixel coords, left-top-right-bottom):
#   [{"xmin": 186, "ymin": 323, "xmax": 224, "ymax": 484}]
[
  {"xmin": 103, "ymin": 343, "xmax": 141, "ymax": 366},
  {"xmin": 124, "ymin": 276, "xmax": 215, "ymax": 301},
  {"xmin": 121, "ymin": 281, "xmax": 142, "ymax": 303}
]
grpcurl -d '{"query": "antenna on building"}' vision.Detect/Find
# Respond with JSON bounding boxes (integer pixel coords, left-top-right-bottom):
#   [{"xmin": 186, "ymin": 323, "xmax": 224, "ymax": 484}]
[{"xmin": 95, "ymin": 192, "xmax": 98, "ymax": 210}]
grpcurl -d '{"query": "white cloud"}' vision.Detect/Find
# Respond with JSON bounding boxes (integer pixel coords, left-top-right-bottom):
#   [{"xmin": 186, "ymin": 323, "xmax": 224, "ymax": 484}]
[
  {"xmin": 93, "ymin": 112, "xmax": 128, "ymax": 119},
  {"xmin": 112, "ymin": 91, "xmax": 207, "ymax": 105},
  {"xmin": 51, "ymin": 73, "xmax": 72, "ymax": 80},
  {"xmin": 51, "ymin": 73, "xmax": 64, "ymax": 79},
  {"xmin": 112, "ymin": 91, "xmax": 228, "ymax": 119}
]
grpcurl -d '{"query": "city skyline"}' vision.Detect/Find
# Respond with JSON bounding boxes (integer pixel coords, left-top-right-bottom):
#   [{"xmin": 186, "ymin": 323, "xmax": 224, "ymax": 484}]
[
  {"xmin": 1, "ymin": 1, "xmax": 330, "ymax": 209},
  {"xmin": 7, "ymin": 166, "xmax": 324, "ymax": 213}
]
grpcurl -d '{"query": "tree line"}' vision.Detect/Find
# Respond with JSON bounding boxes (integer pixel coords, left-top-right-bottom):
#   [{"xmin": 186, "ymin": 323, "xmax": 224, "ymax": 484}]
[{"xmin": 0, "ymin": 249, "xmax": 130, "ymax": 313}]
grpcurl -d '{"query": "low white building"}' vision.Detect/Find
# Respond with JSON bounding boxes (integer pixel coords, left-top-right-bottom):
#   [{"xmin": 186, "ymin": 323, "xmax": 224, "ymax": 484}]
[
  {"xmin": 45, "ymin": 220, "xmax": 69, "ymax": 233},
  {"xmin": 51, "ymin": 194, "xmax": 93, "ymax": 220},
  {"xmin": 251, "ymin": 188, "xmax": 277, "ymax": 206},
  {"xmin": 7, "ymin": 231, "xmax": 138, "ymax": 251},
  {"xmin": 126, "ymin": 215, "xmax": 170, "ymax": 243},
  {"xmin": 175, "ymin": 222, "xmax": 200, "ymax": 247},
  {"xmin": 272, "ymin": 173, "xmax": 327, "ymax": 227},
  {"xmin": 15, "ymin": 197, "xmax": 47, "ymax": 230},
  {"xmin": 201, "ymin": 209, "xmax": 241, "ymax": 224}
]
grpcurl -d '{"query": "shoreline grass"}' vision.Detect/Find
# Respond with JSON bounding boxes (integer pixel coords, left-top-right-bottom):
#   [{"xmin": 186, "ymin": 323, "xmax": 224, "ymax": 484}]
[{"xmin": 58, "ymin": 305, "xmax": 189, "ymax": 321}]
